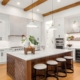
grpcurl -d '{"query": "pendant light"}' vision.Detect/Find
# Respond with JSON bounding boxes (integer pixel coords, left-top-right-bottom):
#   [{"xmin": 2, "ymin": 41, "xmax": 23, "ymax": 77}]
[
  {"xmin": 49, "ymin": 0, "xmax": 56, "ymax": 30},
  {"xmin": 27, "ymin": 0, "xmax": 38, "ymax": 27}
]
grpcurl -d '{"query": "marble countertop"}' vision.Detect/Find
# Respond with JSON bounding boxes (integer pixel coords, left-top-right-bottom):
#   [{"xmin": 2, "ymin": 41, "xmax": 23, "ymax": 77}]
[
  {"xmin": 65, "ymin": 46, "xmax": 80, "ymax": 49},
  {"xmin": 0, "ymin": 47, "xmax": 10, "ymax": 50},
  {"xmin": 7, "ymin": 49, "xmax": 72, "ymax": 61}
]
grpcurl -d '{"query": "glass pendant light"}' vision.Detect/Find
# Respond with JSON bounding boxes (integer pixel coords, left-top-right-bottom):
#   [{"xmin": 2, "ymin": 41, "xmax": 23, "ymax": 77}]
[
  {"xmin": 49, "ymin": 0, "xmax": 56, "ymax": 30},
  {"xmin": 27, "ymin": 0, "xmax": 38, "ymax": 28}
]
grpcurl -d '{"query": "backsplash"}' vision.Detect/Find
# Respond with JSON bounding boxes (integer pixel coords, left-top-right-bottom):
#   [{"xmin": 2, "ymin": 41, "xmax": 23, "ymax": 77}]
[
  {"xmin": 0, "ymin": 41, "xmax": 10, "ymax": 48},
  {"xmin": 8, "ymin": 36, "xmax": 23, "ymax": 47},
  {"xmin": 0, "ymin": 37, "xmax": 24, "ymax": 48}
]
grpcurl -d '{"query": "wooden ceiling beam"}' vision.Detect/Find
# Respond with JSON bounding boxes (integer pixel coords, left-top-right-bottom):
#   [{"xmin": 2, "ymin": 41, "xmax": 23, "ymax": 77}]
[
  {"xmin": 43, "ymin": 1, "xmax": 80, "ymax": 17},
  {"xmin": 2, "ymin": 0, "xmax": 10, "ymax": 5},
  {"xmin": 24, "ymin": 0, "xmax": 47, "ymax": 11}
]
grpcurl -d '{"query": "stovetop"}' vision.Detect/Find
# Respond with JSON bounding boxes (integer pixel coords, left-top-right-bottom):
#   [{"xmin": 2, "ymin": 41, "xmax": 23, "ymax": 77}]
[{"xmin": 10, "ymin": 46, "xmax": 24, "ymax": 48}]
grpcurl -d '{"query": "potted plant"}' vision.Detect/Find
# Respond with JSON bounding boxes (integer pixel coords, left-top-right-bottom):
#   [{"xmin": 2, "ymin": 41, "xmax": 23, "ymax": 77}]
[
  {"xmin": 21, "ymin": 35, "xmax": 30, "ymax": 47},
  {"xmin": 29, "ymin": 36, "xmax": 39, "ymax": 50}
]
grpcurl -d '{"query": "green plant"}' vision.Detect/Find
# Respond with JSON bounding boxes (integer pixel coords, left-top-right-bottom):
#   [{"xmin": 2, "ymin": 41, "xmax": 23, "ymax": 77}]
[
  {"xmin": 21, "ymin": 39, "xmax": 26, "ymax": 43},
  {"xmin": 29, "ymin": 36, "xmax": 38, "ymax": 45}
]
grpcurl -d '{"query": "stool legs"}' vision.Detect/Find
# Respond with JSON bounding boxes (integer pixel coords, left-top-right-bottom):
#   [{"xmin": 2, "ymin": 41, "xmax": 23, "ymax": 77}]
[
  {"xmin": 34, "ymin": 69, "xmax": 36, "ymax": 80},
  {"xmin": 54, "ymin": 65, "xmax": 59, "ymax": 80},
  {"xmin": 34, "ymin": 69, "xmax": 47, "ymax": 80},
  {"xmin": 66, "ymin": 59, "xmax": 74, "ymax": 73},
  {"xmin": 47, "ymin": 64, "xmax": 59, "ymax": 80},
  {"xmin": 58, "ymin": 62, "xmax": 67, "ymax": 77}
]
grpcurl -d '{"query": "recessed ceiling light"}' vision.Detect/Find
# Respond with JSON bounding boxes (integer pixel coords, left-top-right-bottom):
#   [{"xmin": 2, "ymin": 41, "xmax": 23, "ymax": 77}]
[
  {"xmin": 37, "ymin": 9, "xmax": 40, "ymax": 12},
  {"xmin": 57, "ymin": 0, "xmax": 60, "ymax": 2},
  {"xmin": 17, "ymin": 2, "xmax": 20, "ymax": 5}
]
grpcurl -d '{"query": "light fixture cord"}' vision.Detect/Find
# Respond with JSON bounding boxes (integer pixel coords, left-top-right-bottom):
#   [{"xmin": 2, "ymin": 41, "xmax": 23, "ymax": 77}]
[
  {"xmin": 32, "ymin": 0, "xmax": 33, "ymax": 21},
  {"xmin": 52, "ymin": 0, "xmax": 53, "ymax": 25}
]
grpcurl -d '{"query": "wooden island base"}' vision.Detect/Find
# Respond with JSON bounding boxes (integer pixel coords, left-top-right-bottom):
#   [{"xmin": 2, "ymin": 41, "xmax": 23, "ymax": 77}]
[{"xmin": 7, "ymin": 51, "xmax": 72, "ymax": 80}]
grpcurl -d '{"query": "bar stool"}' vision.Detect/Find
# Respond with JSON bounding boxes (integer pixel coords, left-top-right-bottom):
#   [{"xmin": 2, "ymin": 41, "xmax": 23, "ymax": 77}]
[
  {"xmin": 33, "ymin": 63, "xmax": 47, "ymax": 80},
  {"xmin": 56, "ymin": 58, "xmax": 67, "ymax": 77},
  {"xmin": 64, "ymin": 56, "xmax": 74, "ymax": 73},
  {"xmin": 46, "ymin": 60, "xmax": 59, "ymax": 80}
]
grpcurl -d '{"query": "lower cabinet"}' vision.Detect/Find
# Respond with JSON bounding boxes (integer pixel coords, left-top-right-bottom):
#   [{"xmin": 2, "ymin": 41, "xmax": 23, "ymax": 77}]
[{"xmin": 0, "ymin": 50, "xmax": 7, "ymax": 64}]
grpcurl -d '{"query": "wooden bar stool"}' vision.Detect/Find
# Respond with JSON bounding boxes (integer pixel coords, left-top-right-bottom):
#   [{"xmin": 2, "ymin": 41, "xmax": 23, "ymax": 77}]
[
  {"xmin": 64, "ymin": 56, "xmax": 74, "ymax": 73},
  {"xmin": 46, "ymin": 60, "xmax": 59, "ymax": 80},
  {"xmin": 56, "ymin": 58, "xmax": 67, "ymax": 77},
  {"xmin": 33, "ymin": 63, "xmax": 47, "ymax": 80}
]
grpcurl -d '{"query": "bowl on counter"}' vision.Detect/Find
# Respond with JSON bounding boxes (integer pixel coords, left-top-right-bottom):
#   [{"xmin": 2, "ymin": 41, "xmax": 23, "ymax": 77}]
[{"xmin": 67, "ymin": 44, "xmax": 72, "ymax": 47}]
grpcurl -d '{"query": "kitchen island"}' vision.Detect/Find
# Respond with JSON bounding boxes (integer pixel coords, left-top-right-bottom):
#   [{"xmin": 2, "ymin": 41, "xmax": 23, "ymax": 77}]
[{"xmin": 7, "ymin": 49, "xmax": 72, "ymax": 80}]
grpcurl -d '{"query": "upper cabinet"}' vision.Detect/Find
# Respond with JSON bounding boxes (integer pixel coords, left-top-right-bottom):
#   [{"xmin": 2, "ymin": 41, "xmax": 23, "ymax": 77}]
[
  {"xmin": 10, "ymin": 15, "xmax": 27, "ymax": 36},
  {"xmin": 0, "ymin": 14, "xmax": 10, "ymax": 41},
  {"xmin": 54, "ymin": 18, "xmax": 65, "ymax": 38}
]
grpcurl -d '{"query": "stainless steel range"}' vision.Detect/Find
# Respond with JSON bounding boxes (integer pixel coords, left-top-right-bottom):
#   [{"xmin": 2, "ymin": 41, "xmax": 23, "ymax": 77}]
[
  {"xmin": 55, "ymin": 38, "xmax": 64, "ymax": 49},
  {"xmin": 10, "ymin": 46, "xmax": 24, "ymax": 52}
]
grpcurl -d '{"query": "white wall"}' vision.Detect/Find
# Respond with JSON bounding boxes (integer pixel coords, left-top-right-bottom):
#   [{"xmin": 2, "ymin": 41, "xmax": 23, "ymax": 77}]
[
  {"xmin": 0, "ymin": 3, "xmax": 43, "ymax": 22},
  {"xmin": 0, "ymin": 3, "xmax": 43, "ymax": 47},
  {"xmin": 44, "ymin": 6, "xmax": 80, "ymax": 22},
  {"xmin": 43, "ymin": 6, "xmax": 80, "ymax": 47},
  {"xmin": 65, "ymin": 16, "xmax": 80, "ymax": 48}
]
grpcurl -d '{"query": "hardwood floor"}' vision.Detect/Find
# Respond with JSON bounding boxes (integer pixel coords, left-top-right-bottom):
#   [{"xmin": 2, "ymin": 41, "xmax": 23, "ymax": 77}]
[{"xmin": 0, "ymin": 62, "xmax": 80, "ymax": 80}]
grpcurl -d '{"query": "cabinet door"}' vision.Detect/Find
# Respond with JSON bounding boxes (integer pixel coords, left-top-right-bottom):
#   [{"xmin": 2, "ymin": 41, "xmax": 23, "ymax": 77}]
[
  {"xmin": 54, "ymin": 18, "xmax": 64, "ymax": 38},
  {"xmin": 1, "ymin": 51, "xmax": 6, "ymax": 63},
  {"xmin": 0, "ymin": 20, "xmax": 5, "ymax": 40},
  {"xmin": 1, "ymin": 52, "xmax": 4, "ymax": 63},
  {"xmin": 0, "ymin": 53, "xmax": 1, "ymax": 63}
]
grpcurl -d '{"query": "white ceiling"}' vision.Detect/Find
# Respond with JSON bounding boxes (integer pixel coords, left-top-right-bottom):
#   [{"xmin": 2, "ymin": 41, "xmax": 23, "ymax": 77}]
[{"xmin": 0, "ymin": 0, "xmax": 79, "ymax": 14}]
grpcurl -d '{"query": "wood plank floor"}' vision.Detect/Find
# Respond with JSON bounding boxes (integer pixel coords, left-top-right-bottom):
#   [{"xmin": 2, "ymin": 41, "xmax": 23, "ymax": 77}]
[{"xmin": 0, "ymin": 62, "xmax": 80, "ymax": 80}]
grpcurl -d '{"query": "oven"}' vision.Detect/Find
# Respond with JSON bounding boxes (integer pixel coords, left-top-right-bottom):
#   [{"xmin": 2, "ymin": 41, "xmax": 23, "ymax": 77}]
[{"xmin": 55, "ymin": 38, "xmax": 64, "ymax": 49}]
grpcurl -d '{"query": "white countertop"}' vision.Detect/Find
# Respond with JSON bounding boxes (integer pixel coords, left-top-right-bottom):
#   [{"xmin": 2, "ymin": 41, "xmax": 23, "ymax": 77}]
[
  {"xmin": 65, "ymin": 46, "xmax": 80, "ymax": 49},
  {"xmin": 7, "ymin": 49, "xmax": 72, "ymax": 61},
  {"xmin": 0, "ymin": 47, "xmax": 10, "ymax": 50}
]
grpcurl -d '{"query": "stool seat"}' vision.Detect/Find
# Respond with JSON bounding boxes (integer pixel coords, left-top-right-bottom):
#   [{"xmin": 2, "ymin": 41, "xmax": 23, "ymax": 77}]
[
  {"xmin": 34, "ymin": 63, "xmax": 47, "ymax": 70},
  {"xmin": 64, "ymin": 56, "xmax": 73, "ymax": 59},
  {"xmin": 56, "ymin": 58, "xmax": 66, "ymax": 62},
  {"xmin": 47, "ymin": 60, "xmax": 58, "ymax": 65}
]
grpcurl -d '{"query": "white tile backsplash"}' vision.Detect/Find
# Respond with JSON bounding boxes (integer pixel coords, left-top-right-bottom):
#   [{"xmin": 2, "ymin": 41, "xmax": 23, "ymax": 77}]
[
  {"xmin": 8, "ymin": 36, "xmax": 23, "ymax": 47},
  {"xmin": 0, "ymin": 37, "xmax": 24, "ymax": 49},
  {"xmin": 0, "ymin": 41, "xmax": 10, "ymax": 49}
]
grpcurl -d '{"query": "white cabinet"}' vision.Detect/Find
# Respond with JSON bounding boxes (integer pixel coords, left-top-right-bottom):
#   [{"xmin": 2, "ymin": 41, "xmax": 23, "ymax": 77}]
[
  {"xmin": 0, "ymin": 50, "xmax": 8, "ymax": 64},
  {"xmin": 0, "ymin": 14, "xmax": 10, "ymax": 40},
  {"xmin": 54, "ymin": 18, "xmax": 65, "ymax": 38},
  {"xmin": 0, "ymin": 20, "xmax": 5, "ymax": 40}
]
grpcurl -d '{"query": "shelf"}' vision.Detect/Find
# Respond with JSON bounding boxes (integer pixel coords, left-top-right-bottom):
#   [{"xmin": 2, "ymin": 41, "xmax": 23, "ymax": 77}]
[
  {"xmin": 67, "ymin": 32, "xmax": 80, "ymax": 34},
  {"xmin": 67, "ymin": 40, "xmax": 80, "ymax": 41},
  {"xmin": 8, "ymin": 35, "xmax": 22, "ymax": 37}
]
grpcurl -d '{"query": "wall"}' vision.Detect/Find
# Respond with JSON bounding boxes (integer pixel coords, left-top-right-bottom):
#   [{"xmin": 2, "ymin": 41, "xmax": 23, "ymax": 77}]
[
  {"xmin": 44, "ymin": 6, "xmax": 80, "ymax": 22},
  {"xmin": 65, "ymin": 16, "xmax": 80, "ymax": 48},
  {"xmin": 0, "ymin": 3, "xmax": 43, "ymax": 22},
  {"xmin": 0, "ymin": 3, "xmax": 43, "ymax": 47},
  {"xmin": 27, "ymin": 20, "xmax": 42, "ymax": 45},
  {"xmin": 43, "ymin": 6, "xmax": 80, "ymax": 47}
]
